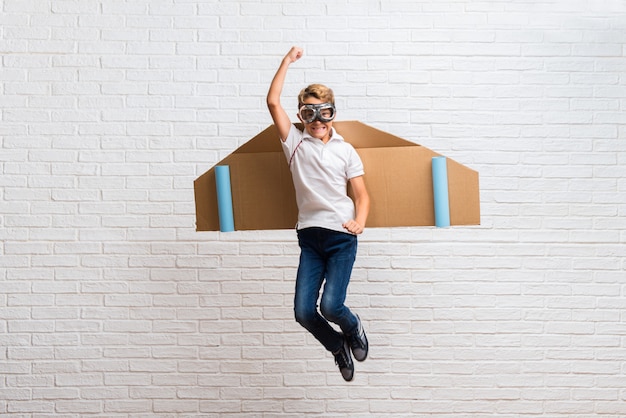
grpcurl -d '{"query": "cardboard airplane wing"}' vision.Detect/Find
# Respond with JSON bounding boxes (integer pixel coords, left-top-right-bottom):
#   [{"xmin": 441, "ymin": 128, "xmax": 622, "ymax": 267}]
[{"xmin": 194, "ymin": 121, "xmax": 480, "ymax": 231}]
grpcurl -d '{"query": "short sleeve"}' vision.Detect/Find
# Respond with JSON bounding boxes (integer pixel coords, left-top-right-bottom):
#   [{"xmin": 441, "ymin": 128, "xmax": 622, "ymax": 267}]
[
  {"xmin": 281, "ymin": 125, "xmax": 304, "ymax": 162},
  {"xmin": 345, "ymin": 145, "xmax": 365, "ymax": 180}
]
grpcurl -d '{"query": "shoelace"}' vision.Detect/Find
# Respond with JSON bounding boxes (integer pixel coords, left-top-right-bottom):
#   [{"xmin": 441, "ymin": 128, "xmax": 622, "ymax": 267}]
[
  {"xmin": 334, "ymin": 348, "xmax": 350, "ymax": 369},
  {"xmin": 349, "ymin": 323, "xmax": 366, "ymax": 349},
  {"xmin": 350, "ymin": 334, "xmax": 366, "ymax": 351}
]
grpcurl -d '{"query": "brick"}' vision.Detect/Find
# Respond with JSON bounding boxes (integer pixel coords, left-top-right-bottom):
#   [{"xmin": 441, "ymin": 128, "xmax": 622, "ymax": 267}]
[{"xmin": 1, "ymin": 1, "xmax": 626, "ymax": 416}]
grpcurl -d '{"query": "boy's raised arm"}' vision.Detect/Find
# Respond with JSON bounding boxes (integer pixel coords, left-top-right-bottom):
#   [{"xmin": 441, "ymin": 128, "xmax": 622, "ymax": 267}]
[{"xmin": 267, "ymin": 46, "xmax": 303, "ymax": 142}]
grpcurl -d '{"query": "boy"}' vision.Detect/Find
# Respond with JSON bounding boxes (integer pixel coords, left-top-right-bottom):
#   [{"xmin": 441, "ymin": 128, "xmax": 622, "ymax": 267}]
[{"xmin": 266, "ymin": 46, "xmax": 370, "ymax": 382}]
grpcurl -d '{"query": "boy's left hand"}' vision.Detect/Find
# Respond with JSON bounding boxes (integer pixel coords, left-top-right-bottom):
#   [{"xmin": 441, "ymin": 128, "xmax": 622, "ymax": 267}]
[{"xmin": 343, "ymin": 220, "xmax": 364, "ymax": 235}]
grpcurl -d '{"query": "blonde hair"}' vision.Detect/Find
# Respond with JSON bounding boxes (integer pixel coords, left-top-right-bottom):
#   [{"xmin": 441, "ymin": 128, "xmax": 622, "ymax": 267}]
[{"xmin": 297, "ymin": 84, "xmax": 335, "ymax": 108}]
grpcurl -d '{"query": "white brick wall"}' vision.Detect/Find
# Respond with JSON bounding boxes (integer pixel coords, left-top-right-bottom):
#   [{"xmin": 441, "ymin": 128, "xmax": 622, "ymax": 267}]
[{"xmin": 1, "ymin": 0, "xmax": 626, "ymax": 416}]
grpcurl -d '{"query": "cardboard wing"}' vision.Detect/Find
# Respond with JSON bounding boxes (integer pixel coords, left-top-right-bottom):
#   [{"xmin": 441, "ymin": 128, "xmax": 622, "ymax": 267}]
[{"xmin": 194, "ymin": 121, "xmax": 480, "ymax": 231}]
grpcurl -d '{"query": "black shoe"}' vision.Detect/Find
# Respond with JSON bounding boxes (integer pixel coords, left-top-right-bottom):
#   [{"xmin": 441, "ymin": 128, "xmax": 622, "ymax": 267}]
[
  {"xmin": 332, "ymin": 335, "xmax": 354, "ymax": 382},
  {"xmin": 348, "ymin": 314, "xmax": 368, "ymax": 362}
]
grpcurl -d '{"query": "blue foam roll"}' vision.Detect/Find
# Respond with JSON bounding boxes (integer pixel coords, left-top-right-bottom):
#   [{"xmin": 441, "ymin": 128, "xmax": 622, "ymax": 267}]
[
  {"xmin": 432, "ymin": 156, "xmax": 451, "ymax": 228},
  {"xmin": 215, "ymin": 165, "xmax": 235, "ymax": 232}
]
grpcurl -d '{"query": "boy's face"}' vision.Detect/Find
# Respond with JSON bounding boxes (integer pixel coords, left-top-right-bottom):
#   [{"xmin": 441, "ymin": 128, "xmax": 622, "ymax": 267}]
[{"xmin": 298, "ymin": 98, "xmax": 335, "ymax": 142}]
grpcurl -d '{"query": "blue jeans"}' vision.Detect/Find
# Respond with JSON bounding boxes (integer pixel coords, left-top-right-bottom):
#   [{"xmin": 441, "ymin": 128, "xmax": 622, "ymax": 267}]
[{"xmin": 294, "ymin": 227, "xmax": 359, "ymax": 353}]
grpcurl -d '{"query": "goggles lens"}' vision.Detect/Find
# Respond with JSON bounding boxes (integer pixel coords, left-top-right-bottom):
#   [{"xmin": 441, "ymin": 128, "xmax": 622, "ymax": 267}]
[{"xmin": 298, "ymin": 103, "xmax": 336, "ymax": 123}]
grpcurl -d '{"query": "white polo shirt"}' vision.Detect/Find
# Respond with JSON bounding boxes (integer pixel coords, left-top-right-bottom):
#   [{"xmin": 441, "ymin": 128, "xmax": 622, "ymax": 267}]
[{"xmin": 282, "ymin": 124, "xmax": 364, "ymax": 233}]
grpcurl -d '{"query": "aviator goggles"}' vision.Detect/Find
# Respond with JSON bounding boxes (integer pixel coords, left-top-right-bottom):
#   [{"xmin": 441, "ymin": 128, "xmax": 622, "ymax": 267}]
[{"xmin": 298, "ymin": 103, "xmax": 336, "ymax": 124}]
